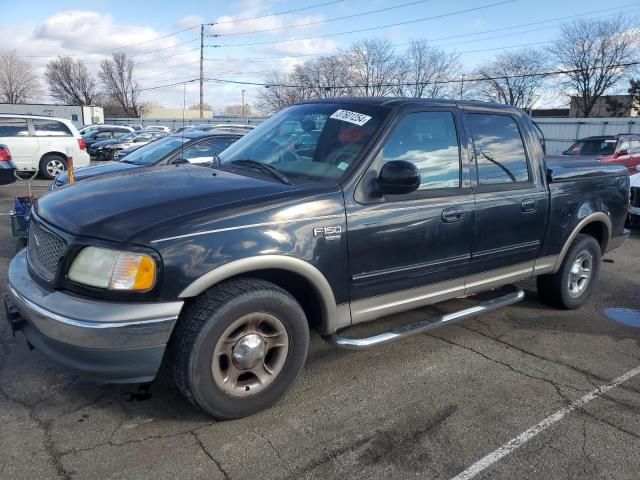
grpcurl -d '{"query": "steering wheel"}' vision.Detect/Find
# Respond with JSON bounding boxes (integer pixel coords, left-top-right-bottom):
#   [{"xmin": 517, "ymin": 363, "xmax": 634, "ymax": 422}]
[{"xmin": 280, "ymin": 147, "xmax": 301, "ymax": 163}]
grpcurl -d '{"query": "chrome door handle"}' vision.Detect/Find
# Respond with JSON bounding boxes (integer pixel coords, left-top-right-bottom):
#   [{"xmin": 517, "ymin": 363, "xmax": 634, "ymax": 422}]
[
  {"xmin": 521, "ymin": 199, "xmax": 537, "ymax": 212},
  {"xmin": 441, "ymin": 207, "xmax": 465, "ymax": 223}
]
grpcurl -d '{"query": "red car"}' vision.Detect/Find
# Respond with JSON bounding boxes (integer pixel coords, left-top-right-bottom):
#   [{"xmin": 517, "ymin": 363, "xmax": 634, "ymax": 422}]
[{"xmin": 562, "ymin": 135, "xmax": 640, "ymax": 174}]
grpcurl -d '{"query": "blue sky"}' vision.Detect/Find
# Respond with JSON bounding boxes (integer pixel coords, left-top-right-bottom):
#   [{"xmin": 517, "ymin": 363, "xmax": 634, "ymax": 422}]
[{"xmin": 1, "ymin": 0, "xmax": 638, "ymax": 110}]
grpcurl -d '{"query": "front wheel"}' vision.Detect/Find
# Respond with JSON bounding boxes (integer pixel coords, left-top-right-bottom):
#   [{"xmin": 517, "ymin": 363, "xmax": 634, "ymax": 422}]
[
  {"xmin": 171, "ymin": 278, "xmax": 309, "ymax": 419},
  {"xmin": 537, "ymin": 234, "xmax": 602, "ymax": 309}
]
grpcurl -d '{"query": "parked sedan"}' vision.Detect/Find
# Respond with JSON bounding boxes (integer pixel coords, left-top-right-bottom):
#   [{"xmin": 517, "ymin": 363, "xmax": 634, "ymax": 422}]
[
  {"xmin": 562, "ymin": 134, "xmax": 640, "ymax": 174},
  {"xmin": 81, "ymin": 126, "xmax": 133, "ymax": 150},
  {"xmin": 90, "ymin": 130, "xmax": 168, "ymax": 160},
  {"xmin": 50, "ymin": 129, "xmax": 245, "ymax": 188}
]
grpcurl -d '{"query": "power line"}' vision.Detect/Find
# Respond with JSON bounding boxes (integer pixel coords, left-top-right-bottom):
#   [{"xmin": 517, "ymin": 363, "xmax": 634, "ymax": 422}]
[
  {"xmin": 129, "ymin": 38, "xmax": 200, "ymax": 58},
  {"xmin": 207, "ymin": 0, "xmax": 344, "ymax": 25},
  {"xmin": 139, "ymin": 78, "xmax": 199, "ymax": 91},
  {"xmin": 204, "ymin": 61, "xmax": 640, "ymax": 89},
  {"xmin": 134, "ymin": 48, "xmax": 201, "ymax": 66},
  {"xmin": 209, "ymin": 0, "xmax": 516, "ymax": 48},
  {"xmin": 203, "ymin": 3, "xmax": 636, "ymax": 62},
  {"xmin": 16, "ymin": 29, "xmax": 200, "ymax": 59},
  {"xmin": 136, "ymin": 60, "xmax": 202, "ymax": 80},
  {"xmin": 211, "ymin": 0, "xmax": 435, "ymax": 37},
  {"xmin": 201, "ymin": 40, "xmax": 554, "ymax": 66}
]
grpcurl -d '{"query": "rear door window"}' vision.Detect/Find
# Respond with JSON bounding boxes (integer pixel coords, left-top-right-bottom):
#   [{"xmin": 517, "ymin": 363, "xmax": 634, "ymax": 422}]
[
  {"xmin": 0, "ymin": 118, "xmax": 29, "ymax": 137},
  {"xmin": 466, "ymin": 113, "xmax": 530, "ymax": 186},
  {"xmin": 33, "ymin": 119, "xmax": 72, "ymax": 137}
]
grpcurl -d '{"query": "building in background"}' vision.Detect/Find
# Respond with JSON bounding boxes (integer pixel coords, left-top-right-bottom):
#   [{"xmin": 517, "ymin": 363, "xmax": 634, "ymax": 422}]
[
  {"xmin": 569, "ymin": 95, "xmax": 637, "ymax": 118},
  {"xmin": 104, "ymin": 106, "xmax": 215, "ymax": 119},
  {"xmin": 0, "ymin": 104, "xmax": 104, "ymax": 128}
]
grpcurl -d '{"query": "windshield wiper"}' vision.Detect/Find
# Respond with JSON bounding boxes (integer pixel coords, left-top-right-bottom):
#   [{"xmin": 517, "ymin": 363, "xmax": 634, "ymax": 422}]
[{"xmin": 229, "ymin": 159, "xmax": 292, "ymax": 185}]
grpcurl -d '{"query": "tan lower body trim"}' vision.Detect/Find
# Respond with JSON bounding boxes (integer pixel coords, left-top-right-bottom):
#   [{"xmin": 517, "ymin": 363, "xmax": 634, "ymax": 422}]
[
  {"xmin": 349, "ymin": 260, "xmax": 547, "ymax": 327},
  {"xmin": 350, "ymin": 279, "xmax": 465, "ymax": 325},
  {"xmin": 533, "ymin": 255, "xmax": 558, "ymax": 275}
]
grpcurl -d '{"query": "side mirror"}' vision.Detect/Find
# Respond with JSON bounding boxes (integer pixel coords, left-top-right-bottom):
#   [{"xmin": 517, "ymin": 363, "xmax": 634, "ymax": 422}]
[
  {"xmin": 561, "ymin": 150, "xmax": 568, "ymax": 155},
  {"xmin": 172, "ymin": 158, "xmax": 190, "ymax": 165},
  {"xmin": 376, "ymin": 160, "xmax": 420, "ymax": 195},
  {"xmin": 615, "ymin": 149, "xmax": 629, "ymax": 157}
]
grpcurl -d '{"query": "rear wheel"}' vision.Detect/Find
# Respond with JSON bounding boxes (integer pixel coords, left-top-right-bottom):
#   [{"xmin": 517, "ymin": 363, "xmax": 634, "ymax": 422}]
[
  {"xmin": 171, "ymin": 278, "xmax": 309, "ymax": 419},
  {"xmin": 537, "ymin": 234, "xmax": 602, "ymax": 309},
  {"xmin": 39, "ymin": 154, "xmax": 67, "ymax": 180}
]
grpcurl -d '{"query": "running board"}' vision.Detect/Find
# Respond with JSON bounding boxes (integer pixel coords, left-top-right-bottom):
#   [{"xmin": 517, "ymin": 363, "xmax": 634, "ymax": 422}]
[{"xmin": 323, "ymin": 284, "xmax": 524, "ymax": 350}]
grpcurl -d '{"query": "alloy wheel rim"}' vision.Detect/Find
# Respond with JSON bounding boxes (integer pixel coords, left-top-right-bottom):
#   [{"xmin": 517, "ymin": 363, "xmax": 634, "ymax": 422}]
[
  {"xmin": 567, "ymin": 250, "xmax": 593, "ymax": 298},
  {"xmin": 212, "ymin": 312, "xmax": 289, "ymax": 397},
  {"xmin": 47, "ymin": 159, "xmax": 65, "ymax": 176}
]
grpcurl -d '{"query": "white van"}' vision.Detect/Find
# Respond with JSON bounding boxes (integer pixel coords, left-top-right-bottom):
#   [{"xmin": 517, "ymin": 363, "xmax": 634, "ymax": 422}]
[{"xmin": 0, "ymin": 114, "xmax": 90, "ymax": 179}]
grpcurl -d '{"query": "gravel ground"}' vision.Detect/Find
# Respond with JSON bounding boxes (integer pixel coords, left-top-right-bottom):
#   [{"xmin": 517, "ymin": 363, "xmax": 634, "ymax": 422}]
[{"xmin": 1, "ymin": 176, "xmax": 639, "ymax": 480}]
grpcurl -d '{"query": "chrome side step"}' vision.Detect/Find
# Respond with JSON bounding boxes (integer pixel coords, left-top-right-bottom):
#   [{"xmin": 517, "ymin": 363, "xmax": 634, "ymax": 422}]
[{"xmin": 323, "ymin": 284, "xmax": 524, "ymax": 350}]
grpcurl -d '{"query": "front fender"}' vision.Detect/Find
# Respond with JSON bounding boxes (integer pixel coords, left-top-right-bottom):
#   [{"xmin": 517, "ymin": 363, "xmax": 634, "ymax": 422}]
[{"xmin": 178, "ymin": 255, "xmax": 348, "ymax": 334}]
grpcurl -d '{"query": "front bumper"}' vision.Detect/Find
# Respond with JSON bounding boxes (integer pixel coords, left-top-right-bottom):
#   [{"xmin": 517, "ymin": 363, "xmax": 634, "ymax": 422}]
[{"xmin": 5, "ymin": 250, "xmax": 184, "ymax": 383}]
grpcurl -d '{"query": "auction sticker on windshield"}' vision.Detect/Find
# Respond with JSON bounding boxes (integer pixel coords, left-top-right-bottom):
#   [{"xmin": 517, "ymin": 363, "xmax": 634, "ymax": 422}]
[{"xmin": 330, "ymin": 109, "xmax": 372, "ymax": 126}]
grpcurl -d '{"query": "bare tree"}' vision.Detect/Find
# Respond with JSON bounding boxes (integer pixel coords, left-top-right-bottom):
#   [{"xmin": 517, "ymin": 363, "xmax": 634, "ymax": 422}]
[
  {"xmin": 547, "ymin": 17, "xmax": 636, "ymax": 117},
  {"xmin": 256, "ymin": 37, "xmax": 463, "ymax": 113},
  {"xmin": 470, "ymin": 49, "xmax": 548, "ymax": 108},
  {"xmin": 296, "ymin": 54, "xmax": 355, "ymax": 98},
  {"xmin": 255, "ymin": 70, "xmax": 314, "ymax": 115},
  {"xmin": 45, "ymin": 56, "xmax": 99, "ymax": 105},
  {"xmin": 399, "ymin": 39, "xmax": 461, "ymax": 98},
  {"xmin": 345, "ymin": 39, "xmax": 403, "ymax": 97},
  {"xmin": 189, "ymin": 102, "xmax": 212, "ymax": 110},
  {"xmin": 0, "ymin": 51, "xmax": 41, "ymax": 103},
  {"xmin": 99, "ymin": 53, "xmax": 146, "ymax": 117},
  {"xmin": 223, "ymin": 104, "xmax": 253, "ymax": 116}
]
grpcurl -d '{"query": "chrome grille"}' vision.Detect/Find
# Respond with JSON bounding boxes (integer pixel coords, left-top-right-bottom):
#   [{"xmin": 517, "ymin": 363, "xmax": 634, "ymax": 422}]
[{"xmin": 27, "ymin": 221, "xmax": 66, "ymax": 281}]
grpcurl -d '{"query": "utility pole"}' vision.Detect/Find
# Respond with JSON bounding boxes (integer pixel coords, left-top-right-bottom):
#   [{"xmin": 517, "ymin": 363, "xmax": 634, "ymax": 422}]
[
  {"xmin": 241, "ymin": 89, "xmax": 246, "ymax": 121},
  {"xmin": 460, "ymin": 74, "xmax": 465, "ymax": 100},
  {"xmin": 199, "ymin": 24, "xmax": 204, "ymax": 119}
]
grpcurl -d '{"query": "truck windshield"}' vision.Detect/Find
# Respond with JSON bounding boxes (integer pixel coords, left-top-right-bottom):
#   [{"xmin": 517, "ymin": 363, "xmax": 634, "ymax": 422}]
[
  {"xmin": 217, "ymin": 103, "xmax": 389, "ymax": 182},
  {"xmin": 565, "ymin": 139, "xmax": 616, "ymax": 155}
]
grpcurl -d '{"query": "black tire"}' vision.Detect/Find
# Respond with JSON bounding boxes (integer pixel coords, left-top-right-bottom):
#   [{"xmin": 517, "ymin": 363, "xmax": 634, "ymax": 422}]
[
  {"xmin": 39, "ymin": 154, "xmax": 67, "ymax": 180},
  {"xmin": 536, "ymin": 234, "xmax": 602, "ymax": 309},
  {"xmin": 171, "ymin": 278, "xmax": 309, "ymax": 420}
]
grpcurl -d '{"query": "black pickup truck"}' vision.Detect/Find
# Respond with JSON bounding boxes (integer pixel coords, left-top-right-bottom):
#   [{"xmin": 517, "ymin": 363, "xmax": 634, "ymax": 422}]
[{"xmin": 5, "ymin": 98, "xmax": 630, "ymax": 419}]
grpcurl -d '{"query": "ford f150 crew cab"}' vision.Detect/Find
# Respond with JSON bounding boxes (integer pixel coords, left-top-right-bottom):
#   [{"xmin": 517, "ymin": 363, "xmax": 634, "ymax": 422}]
[{"xmin": 4, "ymin": 98, "xmax": 630, "ymax": 419}]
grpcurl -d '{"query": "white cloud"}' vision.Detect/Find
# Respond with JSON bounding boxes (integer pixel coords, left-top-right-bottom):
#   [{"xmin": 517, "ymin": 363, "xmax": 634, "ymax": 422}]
[
  {"xmin": 258, "ymin": 38, "xmax": 339, "ymax": 57},
  {"xmin": 3, "ymin": 3, "xmax": 342, "ymax": 112},
  {"xmin": 176, "ymin": 15, "xmax": 203, "ymax": 29}
]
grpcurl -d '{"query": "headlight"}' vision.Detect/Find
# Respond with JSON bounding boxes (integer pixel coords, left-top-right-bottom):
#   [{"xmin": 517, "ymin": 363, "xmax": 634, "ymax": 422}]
[{"xmin": 68, "ymin": 247, "xmax": 156, "ymax": 291}]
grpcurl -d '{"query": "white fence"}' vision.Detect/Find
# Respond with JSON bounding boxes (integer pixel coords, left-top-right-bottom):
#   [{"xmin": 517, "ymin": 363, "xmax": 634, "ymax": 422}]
[{"xmin": 533, "ymin": 117, "xmax": 640, "ymax": 155}]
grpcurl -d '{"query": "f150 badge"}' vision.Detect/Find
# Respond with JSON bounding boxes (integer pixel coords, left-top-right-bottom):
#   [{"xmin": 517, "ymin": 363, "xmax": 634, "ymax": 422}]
[{"xmin": 313, "ymin": 226, "xmax": 342, "ymax": 240}]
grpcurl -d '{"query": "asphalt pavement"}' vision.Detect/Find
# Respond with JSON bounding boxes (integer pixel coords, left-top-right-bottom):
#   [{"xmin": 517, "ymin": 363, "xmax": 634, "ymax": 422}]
[{"xmin": 1, "ymin": 176, "xmax": 639, "ymax": 480}]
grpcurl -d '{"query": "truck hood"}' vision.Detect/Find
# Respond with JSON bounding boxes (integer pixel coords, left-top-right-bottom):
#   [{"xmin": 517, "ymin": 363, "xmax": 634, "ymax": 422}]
[
  {"xmin": 56, "ymin": 161, "xmax": 141, "ymax": 185},
  {"xmin": 37, "ymin": 164, "xmax": 294, "ymax": 242}
]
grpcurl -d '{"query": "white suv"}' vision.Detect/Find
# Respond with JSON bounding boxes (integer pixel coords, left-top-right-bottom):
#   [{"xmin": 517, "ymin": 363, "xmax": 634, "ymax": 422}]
[{"xmin": 0, "ymin": 114, "xmax": 90, "ymax": 179}]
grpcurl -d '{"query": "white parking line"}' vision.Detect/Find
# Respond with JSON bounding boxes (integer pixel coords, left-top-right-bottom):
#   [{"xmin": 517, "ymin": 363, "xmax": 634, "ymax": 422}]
[{"xmin": 450, "ymin": 365, "xmax": 640, "ymax": 480}]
